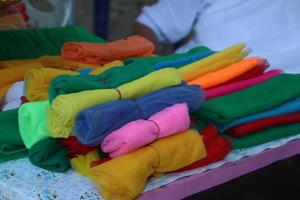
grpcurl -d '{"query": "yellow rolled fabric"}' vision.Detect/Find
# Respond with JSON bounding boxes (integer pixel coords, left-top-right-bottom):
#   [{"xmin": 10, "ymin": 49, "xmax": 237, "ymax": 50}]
[
  {"xmin": 88, "ymin": 129, "xmax": 206, "ymax": 200},
  {"xmin": 0, "ymin": 58, "xmax": 38, "ymax": 69},
  {"xmin": 48, "ymin": 68, "xmax": 181, "ymax": 138},
  {"xmin": 89, "ymin": 60, "xmax": 124, "ymax": 75},
  {"xmin": 70, "ymin": 149, "xmax": 100, "ymax": 176},
  {"xmin": 24, "ymin": 68, "xmax": 78, "ymax": 101},
  {"xmin": 179, "ymin": 43, "xmax": 249, "ymax": 81}
]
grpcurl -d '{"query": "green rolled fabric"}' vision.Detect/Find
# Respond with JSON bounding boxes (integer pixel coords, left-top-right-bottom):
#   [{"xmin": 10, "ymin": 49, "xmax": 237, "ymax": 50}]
[
  {"xmin": 48, "ymin": 68, "xmax": 182, "ymax": 138},
  {"xmin": 228, "ymin": 123, "xmax": 300, "ymax": 149},
  {"xmin": 124, "ymin": 46, "xmax": 212, "ymax": 65},
  {"xmin": 194, "ymin": 74, "xmax": 300, "ymax": 124},
  {"xmin": 18, "ymin": 101, "xmax": 51, "ymax": 149},
  {"xmin": 28, "ymin": 138, "xmax": 70, "ymax": 172},
  {"xmin": 0, "ymin": 26, "xmax": 105, "ymax": 60},
  {"xmin": 49, "ymin": 60, "xmax": 154, "ymax": 103},
  {"xmin": 0, "ymin": 109, "xmax": 27, "ymax": 163}
]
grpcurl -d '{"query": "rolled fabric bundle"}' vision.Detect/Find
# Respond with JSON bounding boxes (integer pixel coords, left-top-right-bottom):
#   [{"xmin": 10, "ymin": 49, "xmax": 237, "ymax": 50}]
[
  {"xmin": 205, "ymin": 69, "xmax": 283, "ymax": 99},
  {"xmin": 70, "ymin": 149, "xmax": 100, "ymax": 176},
  {"xmin": 49, "ymin": 61, "xmax": 154, "ymax": 102},
  {"xmin": 0, "ymin": 26, "xmax": 104, "ymax": 60},
  {"xmin": 226, "ymin": 112, "xmax": 300, "ymax": 138},
  {"xmin": 88, "ymin": 129, "xmax": 206, "ymax": 200},
  {"xmin": 0, "ymin": 58, "xmax": 37, "ymax": 69},
  {"xmin": 228, "ymin": 123, "xmax": 300, "ymax": 149},
  {"xmin": 74, "ymin": 84, "xmax": 203, "ymax": 145},
  {"xmin": 89, "ymin": 60, "xmax": 124, "ymax": 75},
  {"xmin": 62, "ymin": 35, "xmax": 154, "ymax": 64},
  {"xmin": 24, "ymin": 68, "xmax": 78, "ymax": 102},
  {"xmin": 178, "ymin": 43, "xmax": 249, "ymax": 81},
  {"xmin": 194, "ymin": 74, "xmax": 300, "ymax": 125},
  {"xmin": 219, "ymin": 97, "xmax": 300, "ymax": 132},
  {"xmin": 28, "ymin": 138, "xmax": 70, "ymax": 172},
  {"xmin": 101, "ymin": 103, "xmax": 190, "ymax": 157},
  {"xmin": 49, "ymin": 68, "xmax": 181, "ymax": 138},
  {"xmin": 189, "ymin": 57, "xmax": 265, "ymax": 89},
  {"xmin": 0, "ymin": 109, "xmax": 27, "ymax": 163},
  {"xmin": 60, "ymin": 136, "xmax": 96, "ymax": 158},
  {"xmin": 18, "ymin": 101, "xmax": 50, "ymax": 149}
]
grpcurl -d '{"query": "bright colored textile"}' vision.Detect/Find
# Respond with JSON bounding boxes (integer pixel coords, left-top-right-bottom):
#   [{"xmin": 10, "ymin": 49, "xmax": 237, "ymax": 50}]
[
  {"xmin": 74, "ymin": 84, "xmax": 203, "ymax": 145},
  {"xmin": 60, "ymin": 136, "xmax": 96, "ymax": 158},
  {"xmin": 89, "ymin": 60, "xmax": 124, "ymax": 75},
  {"xmin": 62, "ymin": 35, "xmax": 154, "ymax": 64},
  {"xmin": 101, "ymin": 103, "xmax": 190, "ymax": 157},
  {"xmin": 49, "ymin": 68, "xmax": 181, "ymax": 138},
  {"xmin": 88, "ymin": 130, "xmax": 206, "ymax": 200},
  {"xmin": 70, "ymin": 149, "xmax": 100, "ymax": 176}
]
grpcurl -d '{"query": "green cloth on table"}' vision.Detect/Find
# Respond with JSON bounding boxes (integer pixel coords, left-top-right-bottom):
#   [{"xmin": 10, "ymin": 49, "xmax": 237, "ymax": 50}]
[
  {"xmin": 0, "ymin": 109, "xmax": 27, "ymax": 163},
  {"xmin": 28, "ymin": 138, "xmax": 70, "ymax": 172},
  {"xmin": 0, "ymin": 26, "xmax": 105, "ymax": 60},
  {"xmin": 18, "ymin": 101, "xmax": 51, "ymax": 149},
  {"xmin": 49, "ymin": 60, "xmax": 154, "ymax": 103},
  {"xmin": 194, "ymin": 74, "xmax": 300, "ymax": 124},
  {"xmin": 228, "ymin": 123, "xmax": 300, "ymax": 149}
]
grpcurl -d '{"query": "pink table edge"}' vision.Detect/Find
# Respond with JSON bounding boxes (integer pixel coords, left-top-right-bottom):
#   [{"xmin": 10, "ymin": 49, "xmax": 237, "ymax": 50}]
[{"xmin": 138, "ymin": 139, "xmax": 300, "ymax": 200}]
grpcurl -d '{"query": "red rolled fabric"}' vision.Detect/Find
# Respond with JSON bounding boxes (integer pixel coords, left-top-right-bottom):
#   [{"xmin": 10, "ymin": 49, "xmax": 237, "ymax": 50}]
[
  {"xmin": 226, "ymin": 112, "xmax": 300, "ymax": 138},
  {"xmin": 61, "ymin": 35, "xmax": 155, "ymax": 64},
  {"xmin": 60, "ymin": 136, "xmax": 96, "ymax": 158},
  {"xmin": 174, "ymin": 126, "xmax": 232, "ymax": 173}
]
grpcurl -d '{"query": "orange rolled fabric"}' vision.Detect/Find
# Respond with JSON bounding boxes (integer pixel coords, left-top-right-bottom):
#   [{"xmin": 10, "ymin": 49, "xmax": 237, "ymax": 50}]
[
  {"xmin": 61, "ymin": 35, "xmax": 155, "ymax": 64},
  {"xmin": 188, "ymin": 57, "xmax": 265, "ymax": 89}
]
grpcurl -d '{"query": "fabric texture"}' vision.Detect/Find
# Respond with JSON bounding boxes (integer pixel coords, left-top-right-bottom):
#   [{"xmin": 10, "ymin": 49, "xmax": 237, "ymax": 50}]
[
  {"xmin": 89, "ymin": 60, "xmax": 124, "ymax": 75},
  {"xmin": 49, "ymin": 68, "xmax": 181, "ymax": 138},
  {"xmin": 101, "ymin": 103, "xmax": 190, "ymax": 157},
  {"xmin": 60, "ymin": 136, "xmax": 96, "ymax": 158},
  {"xmin": 0, "ymin": 109, "xmax": 27, "ymax": 163},
  {"xmin": 62, "ymin": 35, "xmax": 154, "ymax": 64},
  {"xmin": 74, "ymin": 84, "xmax": 203, "ymax": 145},
  {"xmin": 88, "ymin": 129, "xmax": 206, "ymax": 200},
  {"xmin": 18, "ymin": 101, "xmax": 50, "ymax": 149},
  {"xmin": 28, "ymin": 138, "xmax": 70, "ymax": 172}
]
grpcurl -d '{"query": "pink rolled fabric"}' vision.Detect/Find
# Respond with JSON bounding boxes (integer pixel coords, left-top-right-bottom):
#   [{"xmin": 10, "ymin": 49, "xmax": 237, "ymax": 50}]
[
  {"xmin": 204, "ymin": 69, "xmax": 283, "ymax": 100},
  {"xmin": 101, "ymin": 103, "xmax": 190, "ymax": 158}
]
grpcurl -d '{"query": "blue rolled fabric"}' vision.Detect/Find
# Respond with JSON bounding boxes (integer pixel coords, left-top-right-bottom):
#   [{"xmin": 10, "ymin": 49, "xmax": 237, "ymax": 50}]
[
  {"xmin": 152, "ymin": 51, "xmax": 213, "ymax": 70},
  {"xmin": 74, "ymin": 84, "xmax": 204, "ymax": 145},
  {"xmin": 218, "ymin": 97, "xmax": 300, "ymax": 132}
]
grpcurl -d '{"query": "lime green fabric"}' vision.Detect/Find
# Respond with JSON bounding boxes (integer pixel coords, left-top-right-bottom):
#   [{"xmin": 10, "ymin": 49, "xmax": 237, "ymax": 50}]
[
  {"xmin": 48, "ymin": 61, "xmax": 154, "ymax": 103},
  {"xmin": 0, "ymin": 26, "xmax": 105, "ymax": 60},
  {"xmin": 18, "ymin": 101, "xmax": 51, "ymax": 149},
  {"xmin": 0, "ymin": 109, "xmax": 27, "ymax": 163},
  {"xmin": 194, "ymin": 74, "xmax": 300, "ymax": 124},
  {"xmin": 228, "ymin": 123, "xmax": 300, "ymax": 149},
  {"xmin": 48, "ymin": 68, "xmax": 182, "ymax": 138},
  {"xmin": 28, "ymin": 138, "xmax": 70, "ymax": 172}
]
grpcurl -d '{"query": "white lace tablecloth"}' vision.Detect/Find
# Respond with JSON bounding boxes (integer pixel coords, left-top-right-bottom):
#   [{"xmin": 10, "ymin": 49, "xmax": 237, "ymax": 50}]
[{"xmin": 1, "ymin": 133, "xmax": 300, "ymax": 200}]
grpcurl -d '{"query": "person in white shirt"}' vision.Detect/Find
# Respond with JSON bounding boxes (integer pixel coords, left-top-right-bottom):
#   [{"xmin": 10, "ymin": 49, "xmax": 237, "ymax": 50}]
[{"xmin": 133, "ymin": 0, "xmax": 300, "ymax": 73}]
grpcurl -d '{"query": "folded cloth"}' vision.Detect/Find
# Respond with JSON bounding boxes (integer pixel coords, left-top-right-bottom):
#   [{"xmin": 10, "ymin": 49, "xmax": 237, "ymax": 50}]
[
  {"xmin": 228, "ymin": 123, "xmax": 300, "ymax": 149},
  {"xmin": 76, "ymin": 68, "xmax": 93, "ymax": 75},
  {"xmin": 62, "ymin": 35, "xmax": 154, "ymax": 64},
  {"xmin": 89, "ymin": 60, "xmax": 124, "ymax": 75},
  {"xmin": 195, "ymin": 74, "xmax": 300, "ymax": 125},
  {"xmin": 3, "ymin": 81, "xmax": 24, "ymax": 103},
  {"xmin": 28, "ymin": 138, "xmax": 70, "ymax": 172},
  {"xmin": 2, "ymin": 99, "xmax": 22, "ymax": 111},
  {"xmin": 175, "ymin": 126, "xmax": 231, "ymax": 172},
  {"xmin": 125, "ymin": 46, "xmax": 212, "ymax": 65},
  {"xmin": 74, "ymin": 84, "xmax": 203, "ymax": 145},
  {"xmin": 60, "ymin": 136, "xmax": 96, "ymax": 158},
  {"xmin": 70, "ymin": 149, "xmax": 100, "ymax": 176},
  {"xmin": 205, "ymin": 69, "xmax": 283, "ymax": 99},
  {"xmin": 88, "ymin": 129, "xmax": 206, "ymax": 200},
  {"xmin": 49, "ymin": 68, "xmax": 181, "ymax": 138},
  {"xmin": 49, "ymin": 61, "xmax": 154, "ymax": 102},
  {"xmin": 189, "ymin": 57, "xmax": 265, "ymax": 89},
  {"xmin": 18, "ymin": 101, "xmax": 50, "ymax": 149},
  {"xmin": 24, "ymin": 68, "xmax": 78, "ymax": 101},
  {"xmin": 0, "ymin": 26, "xmax": 104, "ymax": 60},
  {"xmin": 220, "ymin": 97, "xmax": 300, "ymax": 132},
  {"xmin": 0, "ymin": 109, "xmax": 27, "ymax": 163},
  {"xmin": 226, "ymin": 112, "xmax": 300, "ymax": 138},
  {"xmin": 178, "ymin": 43, "xmax": 249, "ymax": 81},
  {"xmin": 101, "ymin": 103, "xmax": 190, "ymax": 157}
]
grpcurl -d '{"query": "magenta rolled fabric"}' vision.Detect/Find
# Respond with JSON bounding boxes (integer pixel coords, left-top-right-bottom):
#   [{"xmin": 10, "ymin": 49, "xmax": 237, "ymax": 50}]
[
  {"xmin": 205, "ymin": 69, "xmax": 283, "ymax": 100},
  {"xmin": 101, "ymin": 103, "xmax": 190, "ymax": 158}
]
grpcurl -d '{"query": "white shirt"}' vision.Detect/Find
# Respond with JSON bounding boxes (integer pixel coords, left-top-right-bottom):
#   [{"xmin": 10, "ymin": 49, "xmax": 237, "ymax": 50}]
[{"xmin": 137, "ymin": 0, "xmax": 300, "ymax": 73}]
